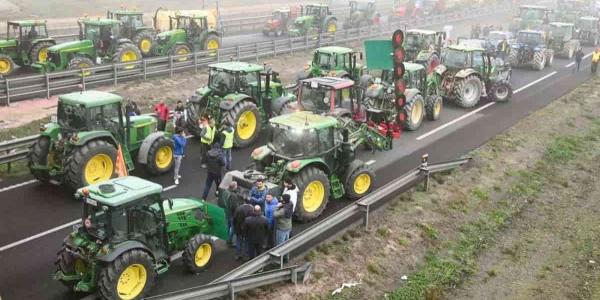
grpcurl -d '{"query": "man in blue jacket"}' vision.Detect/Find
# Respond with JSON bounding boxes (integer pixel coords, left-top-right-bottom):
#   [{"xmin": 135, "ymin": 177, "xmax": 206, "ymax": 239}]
[
  {"xmin": 264, "ymin": 193, "xmax": 279, "ymax": 249},
  {"xmin": 249, "ymin": 179, "xmax": 269, "ymax": 210},
  {"xmin": 172, "ymin": 127, "xmax": 187, "ymax": 185}
]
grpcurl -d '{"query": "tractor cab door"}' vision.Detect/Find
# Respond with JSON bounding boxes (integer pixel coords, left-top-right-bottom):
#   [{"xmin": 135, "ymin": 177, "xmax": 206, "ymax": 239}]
[
  {"xmin": 317, "ymin": 127, "xmax": 338, "ymax": 170},
  {"xmin": 472, "ymin": 50, "xmax": 488, "ymax": 75},
  {"xmin": 128, "ymin": 196, "xmax": 168, "ymax": 258},
  {"xmin": 191, "ymin": 17, "xmax": 209, "ymax": 50},
  {"xmin": 89, "ymin": 102, "xmax": 126, "ymax": 143}
]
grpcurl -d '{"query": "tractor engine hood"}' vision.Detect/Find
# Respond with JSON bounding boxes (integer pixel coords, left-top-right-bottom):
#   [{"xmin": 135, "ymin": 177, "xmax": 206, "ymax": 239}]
[
  {"xmin": 48, "ymin": 40, "xmax": 93, "ymax": 52},
  {"xmin": 193, "ymin": 86, "xmax": 213, "ymax": 100},
  {"xmin": 156, "ymin": 29, "xmax": 185, "ymax": 44},
  {"xmin": 0, "ymin": 39, "xmax": 17, "ymax": 48},
  {"xmin": 294, "ymin": 15, "xmax": 313, "ymax": 25}
]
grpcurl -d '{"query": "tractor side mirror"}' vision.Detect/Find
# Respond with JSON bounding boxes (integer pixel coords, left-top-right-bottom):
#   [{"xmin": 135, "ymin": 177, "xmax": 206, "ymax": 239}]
[{"xmin": 167, "ymin": 198, "xmax": 174, "ymax": 210}]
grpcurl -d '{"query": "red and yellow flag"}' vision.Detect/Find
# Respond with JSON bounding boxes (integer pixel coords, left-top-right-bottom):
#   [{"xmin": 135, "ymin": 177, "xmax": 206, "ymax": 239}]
[{"xmin": 116, "ymin": 145, "xmax": 128, "ymax": 177}]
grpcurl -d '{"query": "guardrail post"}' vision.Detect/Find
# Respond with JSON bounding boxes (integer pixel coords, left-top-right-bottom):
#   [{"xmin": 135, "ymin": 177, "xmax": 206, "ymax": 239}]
[
  {"xmin": 45, "ymin": 73, "xmax": 50, "ymax": 99},
  {"xmin": 169, "ymin": 56, "xmax": 173, "ymax": 78},
  {"xmin": 273, "ymin": 39, "xmax": 277, "ymax": 57},
  {"xmin": 420, "ymin": 154, "xmax": 430, "ymax": 191},
  {"xmin": 236, "ymin": 46, "xmax": 241, "ymax": 60},
  {"xmin": 113, "ymin": 64, "xmax": 118, "ymax": 88},
  {"xmin": 228, "ymin": 281, "xmax": 235, "ymax": 300},
  {"xmin": 143, "ymin": 60, "xmax": 147, "ymax": 80},
  {"xmin": 5, "ymin": 78, "xmax": 10, "ymax": 106},
  {"xmin": 255, "ymin": 42, "xmax": 259, "ymax": 62},
  {"xmin": 357, "ymin": 203, "xmax": 371, "ymax": 231},
  {"xmin": 194, "ymin": 52, "xmax": 199, "ymax": 74}
]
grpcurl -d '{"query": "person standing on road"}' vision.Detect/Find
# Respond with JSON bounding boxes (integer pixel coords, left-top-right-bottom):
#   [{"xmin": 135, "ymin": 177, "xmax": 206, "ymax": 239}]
[
  {"xmin": 154, "ymin": 99, "xmax": 170, "ymax": 131},
  {"xmin": 282, "ymin": 178, "xmax": 299, "ymax": 213},
  {"xmin": 220, "ymin": 121, "xmax": 235, "ymax": 171},
  {"xmin": 172, "ymin": 127, "xmax": 187, "ymax": 185},
  {"xmin": 243, "ymin": 205, "xmax": 269, "ymax": 259},
  {"xmin": 592, "ymin": 48, "xmax": 600, "ymax": 74},
  {"xmin": 264, "ymin": 193, "xmax": 279, "ymax": 248},
  {"xmin": 250, "ymin": 179, "xmax": 269, "ymax": 210},
  {"xmin": 173, "ymin": 100, "xmax": 185, "ymax": 130},
  {"xmin": 218, "ymin": 181, "xmax": 242, "ymax": 247},
  {"xmin": 201, "ymin": 144, "xmax": 224, "ymax": 200},
  {"xmin": 233, "ymin": 198, "xmax": 254, "ymax": 260},
  {"xmin": 497, "ymin": 38, "xmax": 509, "ymax": 61},
  {"xmin": 274, "ymin": 194, "xmax": 293, "ymax": 252},
  {"xmin": 199, "ymin": 115, "xmax": 214, "ymax": 167},
  {"xmin": 574, "ymin": 48, "xmax": 584, "ymax": 73}
]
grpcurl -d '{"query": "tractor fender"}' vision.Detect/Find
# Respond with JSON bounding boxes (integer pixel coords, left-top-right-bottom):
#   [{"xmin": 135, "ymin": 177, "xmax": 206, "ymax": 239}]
[
  {"xmin": 433, "ymin": 64, "xmax": 447, "ymax": 76},
  {"xmin": 220, "ymin": 94, "xmax": 254, "ymax": 110},
  {"xmin": 72, "ymin": 131, "xmax": 119, "ymax": 147},
  {"xmin": 272, "ymin": 95, "xmax": 295, "ymax": 115},
  {"xmin": 454, "ymin": 68, "xmax": 479, "ymax": 79},
  {"xmin": 33, "ymin": 38, "xmax": 56, "ymax": 45},
  {"xmin": 286, "ymin": 158, "xmax": 330, "ymax": 174},
  {"xmin": 97, "ymin": 241, "xmax": 154, "ymax": 262},
  {"xmin": 117, "ymin": 38, "xmax": 134, "ymax": 45},
  {"xmin": 40, "ymin": 123, "xmax": 61, "ymax": 140},
  {"xmin": 137, "ymin": 131, "xmax": 167, "ymax": 165},
  {"xmin": 404, "ymin": 88, "xmax": 421, "ymax": 104}
]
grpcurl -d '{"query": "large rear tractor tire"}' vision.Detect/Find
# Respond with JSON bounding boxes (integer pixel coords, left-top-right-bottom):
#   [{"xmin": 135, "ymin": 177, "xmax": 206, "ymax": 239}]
[
  {"xmin": 56, "ymin": 246, "xmax": 89, "ymax": 289},
  {"xmin": 68, "ymin": 56, "xmax": 95, "ymax": 77},
  {"xmin": 169, "ymin": 44, "xmax": 191, "ymax": 62},
  {"xmin": 224, "ymin": 100, "xmax": 262, "ymax": 148},
  {"xmin": 532, "ymin": 50, "xmax": 546, "ymax": 71},
  {"xmin": 293, "ymin": 166, "xmax": 330, "ymax": 222},
  {"xmin": 343, "ymin": 160, "xmax": 375, "ymax": 200},
  {"xmin": 64, "ymin": 140, "xmax": 117, "ymax": 190},
  {"xmin": 489, "ymin": 81, "xmax": 513, "ymax": 103},
  {"xmin": 98, "ymin": 250, "xmax": 156, "ymax": 300},
  {"xmin": 29, "ymin": 41, "xmax": 54, "ymax": 63},
  {"xmin": 402, "ymin": 94, "xmax": 425, "ymax": 131},
  {"xmin": 112, "ymin": 43, "xmax": 142, "ymax": 70},
  {"xmin": 0, "ymin": 53, "xmax": 17, "ymax": 76},
  {"xmin": 28, "ymin": 136, "xmax": 52, "ymax": 182},
  {"xmin": 508, "ymin": 50, "xmax": 519, "ymax": 67},
  {"xmin": 183, "ymin": 234, "xmax": 214, "ymax": 273},
  {"xmin": 453, "ymin": 75, "xmax": 482, "ymax": 108},
  {"xmin": 146, "ymin": 136, "xmax": 174, "ymax": 175},
  {"xmin": 132, "ymin": 30, "xmax": 156, "ymax": 57},
  {"xmin": 425, "ymin": 95, "xmax": 443, "ymax": 121}
]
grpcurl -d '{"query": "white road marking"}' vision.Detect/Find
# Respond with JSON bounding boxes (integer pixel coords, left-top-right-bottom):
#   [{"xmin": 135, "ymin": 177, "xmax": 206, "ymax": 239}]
[
  {"xmin": 0, "ymin": 179, "xmax": 38, "ymax": 193},
  {"xmin": 565, "ymin": 52, "xmax": 593, "ymax": 68},
  {"xmin": 417, "ymin": 71, "xmax": 558, "ymax": 141},
  {"xmin": 164, "ymin": 184, "xmax": 177, "ymax": 191},
  {"xmin": 0, "ymin": 219, "xmax": 79, "ymax": 252}
]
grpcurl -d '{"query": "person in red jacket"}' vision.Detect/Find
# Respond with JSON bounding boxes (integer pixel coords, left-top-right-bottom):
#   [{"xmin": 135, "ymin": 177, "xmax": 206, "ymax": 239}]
[{"xmin": 154, "ymin": 99, "xmax": 170, "ymax": 131}]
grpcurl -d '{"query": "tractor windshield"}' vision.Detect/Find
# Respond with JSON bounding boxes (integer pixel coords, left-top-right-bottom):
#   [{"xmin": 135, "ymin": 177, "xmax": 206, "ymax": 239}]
[
  {"xmin": 517, "ymin": 32, "xmax": 543, "ymax": 45},
  {"xmin": 405, "ymin": 33, "xmax": 423, "ymax": 50},
  {"xmin": 57, "ymin": 103, "xmax": 88, "ymax": 130},
  {"xmin": 9, "ymin": 24, "xmax": 47, "ymax": 39},
  {"xmin": 82, "ymin": 202, "xmax": 127, "ymax": 241},
  {"xmin": 208, "ymin": 68, "xmax": 235, "ymax": 93},
  {"xmin": 314, "ymin": 52, "xmax": 333, "ymax": 70},
  {"xmin": 550, "ymin": 26, "xmax": 570, "ymax": 38},
  {"xmin": 116, "ymin": 14, "xmax": 144, "ymax": 28},
  {"xmin": 441, "ymin": 48, "xmax": 468, "ymax": 69},
  {"xmin": 299, "ymin": 85, "xmax": 329, "ymax": 112},
  {"xmin": 270, "ymin": 126, "xmax": 319, "ymax": 158}
]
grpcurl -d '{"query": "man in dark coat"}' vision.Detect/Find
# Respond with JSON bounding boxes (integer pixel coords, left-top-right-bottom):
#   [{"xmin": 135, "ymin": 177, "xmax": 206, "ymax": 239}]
[
  {"xmin": 233, "ymin": 199, "xmax": 254, "ymax": 260},
  {"xmin": 201, "ymin": 144, "xmax": 224, "ymax": 200},
  {"xmin": 243, "ymin": 205, "xmax": 269, "ymax": 259}
]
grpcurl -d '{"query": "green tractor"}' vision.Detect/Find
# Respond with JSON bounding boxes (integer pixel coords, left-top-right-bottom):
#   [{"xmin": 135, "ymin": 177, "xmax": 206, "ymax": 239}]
[
  {"xmin": 32, "ymin": 18, "xmax": 142, "ymax": 74},
  {"xmin": 361, "ymin": 39, "xmax": 443, "ymax": 133},
  {"xmin": 107, "ymin": 9, "xmax": 156, "ymax": 57},
  {"xmin": 228, "ymin": 111, "xmax": 391, "ymax": 222},
  {"xmin": 28, "ymin": 91, "xmax": 175, "ymax": 190},
  {"xmin": 403, "ymin": 29, "xmax": 445, "ymax": 74},
  {"xmin": 153, "ymin": 13, "xmax": 221, "ymax": 58},
  {"xmin": 0, "ymin": 20, "xmax": 56, "ymax": 76},
  {"xmin": 547, "ymin": 22, "xmax": 580, "ymax": 59},
  {"xmin": 509, "ymin": 5, "xmax": 553, "ymax": 33},
  {"xmin": 343, "ymin": 0, "xmax": 378, "ymax": 29},
  {"xmin": 185, "ymin": 61, "xmax": 291, "ymax": 148},
  {"xmin": 288, "ymin": 4, "xmax": 338, "ymax": 37},
  {"xmin": 577, "ymin": 16, "xmax": 600, "ymax": 46},
  {"xmin": 300, "ymin": 46, "xmax": 363, "ymax": 80},
  {"xmin": 435, "ymin": 45, "xmax": 513, "ymax": 108},
  {"xmin": 54, "ymin": 176, "xmax": 228, "ymax": 300}
]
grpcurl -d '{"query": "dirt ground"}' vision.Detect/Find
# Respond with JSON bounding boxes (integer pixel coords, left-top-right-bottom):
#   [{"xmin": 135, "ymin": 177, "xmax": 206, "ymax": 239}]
[{"xmin": 239, "ymin": 77, "xmax": 600, "ymax": 300}]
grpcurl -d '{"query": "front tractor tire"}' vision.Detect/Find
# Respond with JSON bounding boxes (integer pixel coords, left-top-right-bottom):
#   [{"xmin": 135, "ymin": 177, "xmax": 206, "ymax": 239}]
[
  {"xmin": 183, "ymin": 234, "xmax": 214, "ymax": 273},
  {"xmin": 113, "ymin": 43, "xmax": 142, "ymax": 70},
  {"xmin": 0, "ymin": 53, "xmax": 16, "ymax": 76},
  {"xmin": 29, "ymin": 41, "xmax": 54, "ymax": 63},
  {"xmin": 489, "ymin": 81, "xmax": 513, "ymax": 103},
  {"xmin": 425, "ymin": 95, "xmax": 442, "ymax": 121},
  {"xmin": 169, "ymin": 44, "xmax": 192, "ymax": 62},
  {"xmin": 28, "ymin": 136, "xmax": 51, "ymax": 182},
  {"xmin": 146, "ymin": 136, "xmax": 174, "ymax": 175},
  {"xmin": 98, "ymin": 250, "xmax": 157, "ymax": 300},
  {"xmin": 68, "ymin": 56, "xmax": 95, "ymax": 77},
  {"xmin": 343, "ymin": 160, "xmax": 375, "ymax": 200},
  {"xmin": 402, "ymin": 94, "xmax": 425, "ymax": 131},
  {"xmin": 64, "ymin": 140, "xmax": 117, "ymax": 190},
  {"xmin": 56, "ymin": 245, "xmax": 88, "ymax": 289},
  {"xmin": 132, "ymin": 30, "xmax": 155, "ymax": 57},
  {"xmin": 454, "ymin": 75, "xmax": 482, "ymax": 108},
  {"xmin": 508, "ymin": 50, "xmax": 519, "ymax": 67},
  {"xmin": 293, "ymin": 167, "xmax": 330, "ymax": 222},
  {"xmin": 204, "ymin": 34, "xmax": 220, "ymax": 54},
  {"xmin": 224, "ymin": 100, "xmax": 262, "ymax": 148}
]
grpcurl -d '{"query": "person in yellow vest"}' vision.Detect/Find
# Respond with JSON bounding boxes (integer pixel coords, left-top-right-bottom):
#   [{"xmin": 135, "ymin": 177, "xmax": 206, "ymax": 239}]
[
  {"xmin": 220, "ymin": 121, "xmax": 235, "ymax": 171},
  {"xmin": 592, "ymin": 48, "xmax": 600, "ymax": 74},
  {"xmin": 199, "ymin": 115, "xmax": 215, "ymax": 168}
]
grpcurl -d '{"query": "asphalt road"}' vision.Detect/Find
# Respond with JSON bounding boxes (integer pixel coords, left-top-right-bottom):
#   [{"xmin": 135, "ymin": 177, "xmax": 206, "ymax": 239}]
[{"xmin": 0, "ymin": 16, "xmax": 594, "ymax": 300}]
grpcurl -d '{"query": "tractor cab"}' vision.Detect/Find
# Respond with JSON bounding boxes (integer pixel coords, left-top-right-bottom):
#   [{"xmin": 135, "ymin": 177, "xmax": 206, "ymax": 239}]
[
  {"xmin": 302, "ymin": 4, "xmax": 332, "ymax": 19},
  {"xmin": 512, "ymin": 5, "xmax": 552, "ymax": 32},
  {"xmin": 515, "ymin": 30, "xmax": 546, "ymax": 46},
  {"xmin": 0, "ymin": 20, "xmax": 55, "ymax": 75},
  {"xmin": 263, "ymin": 8, "xmax": 292, "ymax": 36},
  {"xmin": 578, "ymin": 16, "xmax": 599, "ymax": 31},
  {"xmin": 5, "ymin": 20, "xmax": 50, "ymax": 46},
  {"xmin": 348, "ymin": 0, "xmax": 376, "ymax": 19},
  {"xmin": 404, "ymin": 30, "xmax": 443, "ymax": 56},
  {"xmin": 308, "ymin": 46, "xmax": 362, "ymax": 80},
  {"xmin": 549, "ymin": 22, "xmax": 575, "ymax": 41},
  {"xmin": 78, "ymin": 19, "xmax": 122, "ymax": 56},
  {"xmin": 441, "ymin": 45, "xmax": 493, "ymax": 73},
  {"xmin": 172, "ymin": 15, "xmax": 210, "ymax": 44},
  {"xmin": 107, "ymin": 10, "xmax": 145, "ymax": 36},
  {"xmin": 273, "ymin": 8, "xmax": 291, "ymax": 24},
  {"xmin": 290, "ymin": 77, "xmax": 361, "ymax": 118},
  {"xmin": 206, "ymin": 62, "xmax": 271, "ymax": 97}
]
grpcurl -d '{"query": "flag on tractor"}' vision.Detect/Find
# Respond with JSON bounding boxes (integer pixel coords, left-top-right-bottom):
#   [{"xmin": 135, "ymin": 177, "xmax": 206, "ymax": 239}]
[{"xmin": 116, "ymin": 145, "xmax": 128, "ymax": 177}]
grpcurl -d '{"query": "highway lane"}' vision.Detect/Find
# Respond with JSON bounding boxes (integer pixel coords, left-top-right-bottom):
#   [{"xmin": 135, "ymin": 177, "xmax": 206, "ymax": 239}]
[{"xmin": 0, "ymin": 52, "xmax": 594, "ymax": 299}]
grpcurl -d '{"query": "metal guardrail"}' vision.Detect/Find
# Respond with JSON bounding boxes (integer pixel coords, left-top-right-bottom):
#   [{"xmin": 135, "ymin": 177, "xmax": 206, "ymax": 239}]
[
  {"xmin": 147, "ymin": 263, "xmax": 312, "ymax": 300},
  {"xmin": 0, "ymin": 4, "xmax": 506, "ymax": 105},
  {"xmin": 152, "ymin": 156, "xmax": 470, "ymax": 299},
  {"xmin": 0, "ymin": 135, "xmax": 38, "ymax": 166}
]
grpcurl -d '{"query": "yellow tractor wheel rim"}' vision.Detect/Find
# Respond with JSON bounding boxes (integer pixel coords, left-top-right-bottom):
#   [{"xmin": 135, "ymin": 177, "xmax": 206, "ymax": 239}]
[
  {"xmin": 117, "ymin": 264, "xmax": 147, "ymax": 300},
  {"xmin": 0, "ymin": 58, "xmax": 12, "ymax": 74},
  {"xmin": 84, "ymin": 153, "xmax": 114, "ymax": 184},
  {"xmin": 74, "ymin": 258, "xmax": 87, "ymax": 274},
  {"xmin": 434, "ymin": 100, "xmax": 441, "ymax": 115},
  {"xmin": 353, "ymin": 173, "xmax": 371, "ymax": 195},
  {"xmin": 176, "ymin": 47, "xmax": 189, "ymax": 61},
  {"xmin": 207, "ymin": 39, "xmax": 219, "ymax": 50},
  {"xmin": 302, "ymin": 180, "xmax": 325, "ymax": 213},
  {"xmin": 38, "ymin": 48, "xmax": 49, "ymax": 62},
  {"xmin": 121, "ymin": 50, "xmax": 138, "ymax": 62},
  {"xmin": 78, "ymin": 62, "xmax": 92, "ymax": 77},
  {"xmin": 236, "ymin": 110, "xmax": 257, "ymax": 141},
  {"xmin": 155, "ymin": 145, "xmax": 173, "ymax": 169},
  {"xmin": 328, "ymin": 23, "xmax": 337, "ymax": 32},
  {"xmin": 140, "ymin": 39, "xmax": 152, "ymax": 54},
  {"xmin": 194, "ymin": 243, "xmax": 212, "ymax": 267},
  {"xmin": 412, "ymin": 100, "xmax": 423, "ymax": 124}
]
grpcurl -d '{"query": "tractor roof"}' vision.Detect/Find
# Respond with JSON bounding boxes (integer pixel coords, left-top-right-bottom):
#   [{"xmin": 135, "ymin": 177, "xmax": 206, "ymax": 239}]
[
  {"xmin": 301, "ymin": 76, "xmax": 355, "ymax": 89},
  {"xmin": 7, "ymin": 20, "xmax": 47, "ymax": 27},
  {"xmin": 315, "ymin": 46, "xmax": 353, "ymax": 54},
  {"xmin": 520, "ymin": 5, "xmax": 550, "ymax": 10},
  {"xmin": 59, "ymin": 91, "xmax": 123, "ymax": 107},
  {"xmin": 270, "ymin": 111, "xmax": 338, "ymax": 130},
  {"xmin": 112, "ymin": 10, "xmax": 143, "ymax": 15},
  {"xmin": 519, "ymin": 29, "xmax": 544, "ymax": 34},
  {"xmin": 209, "ymin": 61, "xmax": 263, "ymax": 72},
  {"xmin": 550, "ymin": 22, "xmax": 574, "ymax": 27},
  {"xmin": 79, "ymin": 176, "xmax": 163, "ymax": 207},
  {"xmin": 447, "ymin": 44, "xmax": 485, "ymax": 52},
  {"xmin": 305, "ymin": 3, "xmax": 329, "ymax": 8},
  {"xmin": 406, "ymin": 29, "xmax": 436, "ymax": 35},
  {"xmin": 83, "ymin": 18, "xmax": 121, "ymax": 26},
  {"xmin": 580, "ymin": 16, "xmax": 600, "ymax": 20},
  {"xmin": 177, "ymin": 11, "xmax": 210, "ymax": 19},
  {"xmin": 276, "ymin": 8, "xmax": 291, "ymax": 12}
]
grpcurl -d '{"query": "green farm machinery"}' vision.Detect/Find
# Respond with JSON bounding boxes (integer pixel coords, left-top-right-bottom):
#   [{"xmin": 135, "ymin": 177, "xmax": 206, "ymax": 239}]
[
  {"xmin": 153, "ymin": 12, "xmax": 221, "ymax": 58},
  {"xmin": 577, "ymin": 16, "xmax": 600, "ymax": 46},
  {"xmin": 185, "ymin": 61, "xmax": 291, "ymax": 148},
  {"xmin": 106, "ymin": 9, "xmax": 156, "ymax": 56},
  {"xmin": 54, "ymin": 176, "xmax": 227, "ymax": 299},
  {"xmin": 28, "ymin": 91, "xmax": 174, "ymax": 190},
  {"xmin": 403, "ymin": 29, "xmax": 445, "ymax": 73},
  {"xmin": 343, "ymin": 0, "xmax": 378, "ymax": 29},
  {"xmin": 0, "ymin": 20, "xmax": 56, "ymax": 76},
  {"xmin": 263, "ymin": 8, "xmax": 293, "ymax": 36},
  {"xmin": 508, "ymin": 30, "xmax": 555, "ymax": 71},
  {"xmin": 300, "ymin": 46, "xmax": 363, "ymax": 80},
  {"xmin": 288, "ymin": 4, "xmax": 338, "ymax": 36},
  {"xmin": 509, "ymin": 5, "xmax": 553, "ymax": 33},
  {"xmin": 547, "ymin": 22, "xmax": 580, "ymax": 59}
]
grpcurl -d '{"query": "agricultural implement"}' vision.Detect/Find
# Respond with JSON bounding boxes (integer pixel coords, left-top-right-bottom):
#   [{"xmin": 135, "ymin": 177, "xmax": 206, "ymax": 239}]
[
  {"xmin": 28, "ymin": 91, "xmax": 174, "ymax": 190},
  {"xmin": 54, "ymin": 176, "xmax": 227, "ymax": 299},
  {"xmin": 0, "ymin": 20, "xmax": 55, "ymax": 76}
]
